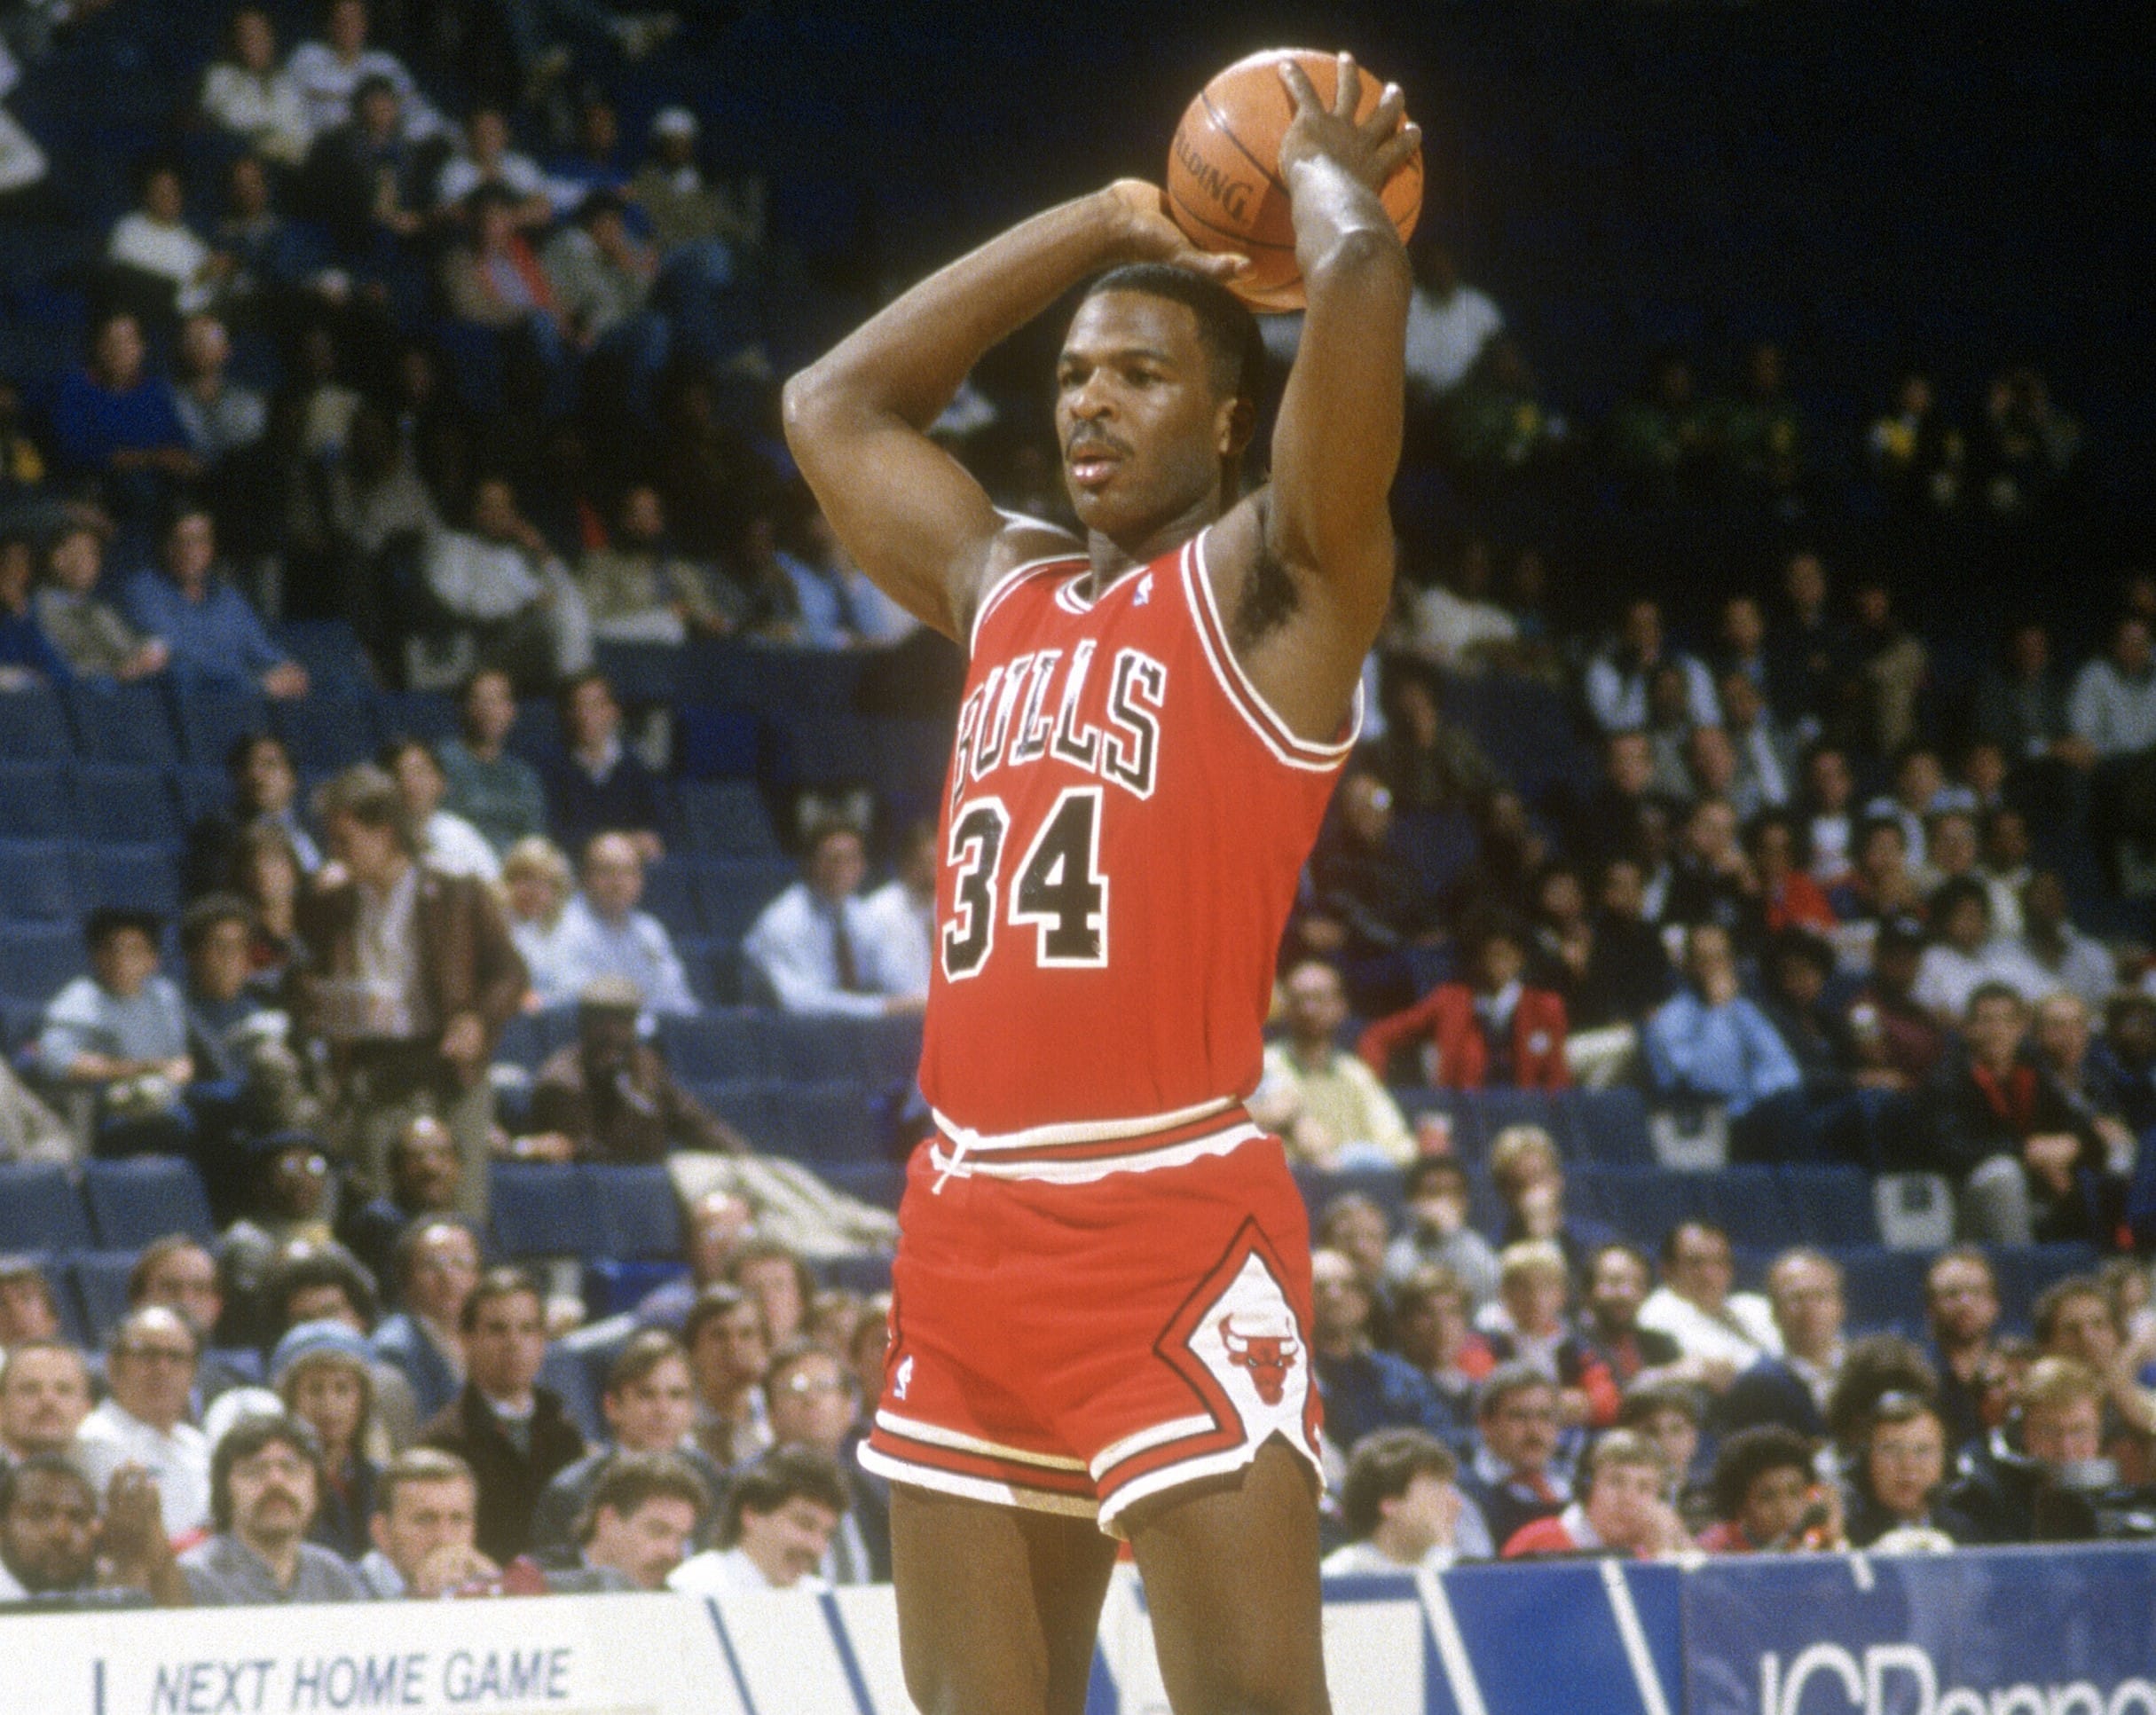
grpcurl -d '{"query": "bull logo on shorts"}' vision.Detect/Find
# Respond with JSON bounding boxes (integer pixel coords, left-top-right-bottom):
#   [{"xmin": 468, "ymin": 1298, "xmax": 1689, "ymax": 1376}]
[{"xmin": 1217, "ymin": 1310, "xmax": 1300, "ymax": 1406}]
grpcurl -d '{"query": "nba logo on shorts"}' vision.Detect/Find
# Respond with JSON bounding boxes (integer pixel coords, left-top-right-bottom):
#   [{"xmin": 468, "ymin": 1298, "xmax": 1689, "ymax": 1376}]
[
  {"xmin": 893, "ymin": 1355, "xmax": 914, "ymax": 1400},
  {"xmin": 1216, "ymin": 1310, "xmax": 1299, "ymax": 1405}
]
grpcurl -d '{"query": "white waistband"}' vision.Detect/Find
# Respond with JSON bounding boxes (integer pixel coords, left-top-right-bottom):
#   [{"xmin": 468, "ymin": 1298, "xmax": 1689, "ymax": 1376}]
[{"xmin": 927, "ymin": 1094, "xmax": 1239, "ymax": 1154}]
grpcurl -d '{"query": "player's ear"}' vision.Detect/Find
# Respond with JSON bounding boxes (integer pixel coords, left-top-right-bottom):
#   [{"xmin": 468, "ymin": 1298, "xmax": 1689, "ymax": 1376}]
[{"xmin": 1217, "ymin": 393, "xmax": 1257, "ymax": 460}]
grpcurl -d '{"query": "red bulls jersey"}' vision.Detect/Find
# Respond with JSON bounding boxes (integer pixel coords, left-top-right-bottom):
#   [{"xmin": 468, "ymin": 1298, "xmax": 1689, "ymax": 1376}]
[{"xmin": 917, "ymin": 527, "xmax": 1357, "ymax": 1168}]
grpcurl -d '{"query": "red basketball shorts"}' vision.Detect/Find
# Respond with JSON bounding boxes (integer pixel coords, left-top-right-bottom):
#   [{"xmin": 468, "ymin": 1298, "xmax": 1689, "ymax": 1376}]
[{"xmin": 858, "ymin": 1105, "xmax": 1324, "ymax": 1538}]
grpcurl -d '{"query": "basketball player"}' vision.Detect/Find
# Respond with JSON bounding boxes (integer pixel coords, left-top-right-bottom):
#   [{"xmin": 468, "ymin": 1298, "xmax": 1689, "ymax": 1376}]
[{"xmin": 784, "ymin": 57, "xmax": 1417, "ymax": 1715}]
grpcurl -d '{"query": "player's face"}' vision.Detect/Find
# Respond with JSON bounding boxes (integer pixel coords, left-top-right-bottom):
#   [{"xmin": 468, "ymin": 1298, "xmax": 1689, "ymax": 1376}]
[{"xmin": 1055, "ymin": 293, "xmax": 1246, "ymax": 543}]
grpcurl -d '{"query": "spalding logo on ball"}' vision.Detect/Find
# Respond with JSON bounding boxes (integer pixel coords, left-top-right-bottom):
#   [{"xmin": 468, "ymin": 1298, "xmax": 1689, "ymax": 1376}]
[{"xmin": 1167, "ymin": 47, "xmax": 1423, "ymax": 313}]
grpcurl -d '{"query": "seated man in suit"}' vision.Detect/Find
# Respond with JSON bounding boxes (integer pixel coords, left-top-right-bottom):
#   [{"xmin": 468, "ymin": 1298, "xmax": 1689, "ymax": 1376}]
[{"xmin": 1719, "ymin": 1248, "xmax": 1845, "ymax": 1441}]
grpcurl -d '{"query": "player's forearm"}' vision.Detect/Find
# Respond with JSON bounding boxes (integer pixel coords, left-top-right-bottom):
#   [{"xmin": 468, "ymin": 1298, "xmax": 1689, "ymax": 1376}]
[
  {"xmin": 1286, "ymin": 155, "xmax": 1411, "ymax": 300},
  {"xmin": 784, "ymin": 190, "xmax": 1129, "ymax": 434}
]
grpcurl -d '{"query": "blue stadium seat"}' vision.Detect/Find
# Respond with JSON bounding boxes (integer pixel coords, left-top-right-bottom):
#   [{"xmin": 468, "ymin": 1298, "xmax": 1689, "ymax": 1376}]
[
  {"xmin": 660, "ymin": 1011, "xmax": 774, "ymax": 1082},
  {"xmin": 70, "ymin": 1249, "xmax": 139, "ymax": 1346},
  {"xmin": 820, "ymin": 1251, "xmax": 895, "ymax": 1294},
  {"xmin": 82, "ymin": 1157, "xmax": 214, "ymax": 1247},
  {"xmin": 1836, "ymin": 1247, "xmax": 1932, "ymax": 1339},
  {"xmin": 583, "ymin": 1258, "xmax": 688, "ymax": 1320},
  {"xmin": 0, "ymin": 839, "xmax": 76, "ymax": 922},
  {"xmin": 0, "ymin": 923, "xmax": 84, "ymax": 1000},
  {"xmin": 767, "ymin": 1080, "xmax": 881, "ymax": 1161},
  {"xmin": 374, "ymin": 691, "xmax": 458, "ymax": 743},
  {"xmin": 0, "ymin": 685, "xmax": 74, "ymax": 759},
  {"xmin": 271, "ymin": 689, "xmax": 378, "ymax": 775},
  {"xmin": 1466, "ymin": 1089, "xmax": 1567, "ymax": 1151},
  {"xmin": 639, "ymin": 859, "xmax": 702, "ymax": 936},
  {"xmin": 816, "ymin": 1163, "xmax": 908, "ymax": 1217},
  {"xmin": 173, "ymin": 766, "xmax": 230, "ymax": 826},
  {"xmin": 1698, "ymin": 1167, "xmax": 1792, "ymax": 1251},
  {"xmin": 676, "ymin": 707, "xmax": 761, "ymax": 780},
  {"xmin": 1992, "ymin": 1242, "xmax": 2101, "ymax": 1333},
  {"xmin": 0, "ymin": 762, "xmax": 75, "ymax": 838},
  {"xmin": 0, "ymin": 1162, "xmax": 93, "ymax": 1251},
  {"xmin": 63, "ymin": 680, "xmax": 178, "ymax": 767},
  {"xmin": 1572, "ymin": 1167, "xmax": 1713, "ymax": 1250},
  {"xmin": 491, "ymin": 1011, "xmax": 544, "ymax": 1073},
  {"xmin": 506, "ymin": 701, "xmax": 563, "ymax": 765},
  {"xmin": 1560, "ymin": 1089, "xmax": 1655, "ymax": 1167},
  {"xmin": 72, "ymin": 844, "xmax": 182, "ymax": 918},
  {"xmin": 1779, "ymin": 1165, "xmax": 1878, "ymax": 1247},
  {"xmin": 768, "ymin": 1014, "xmax": 877, "ymax": 1085},
  {"xmin": 488, "ymin": 1160, "xmax": 602, "ymax": 1260},
  {"xmin": 592, "ymin": 642, "xmax": 679, "ymax": 706},
  {"xmin": 171, "ymin": 679, "xmax": 267, "ymax": 768},
  {"xmin": 75, "ymin": 764, "xmax": 181, "ymax": 846},
  {"xmin": 274, "ymin": 619, "xmax": 372, "ymax": 692},
  {"xmin": 585, "ymin": 1164, "xmax": 684, "ymax": 1261},
  {"xmin": 680, "ymin": 780, "xmax": 782, "ymax": 860},
  {"xmin": 695, "ymin": 860, "xmax": 797, "ymax": 943}
]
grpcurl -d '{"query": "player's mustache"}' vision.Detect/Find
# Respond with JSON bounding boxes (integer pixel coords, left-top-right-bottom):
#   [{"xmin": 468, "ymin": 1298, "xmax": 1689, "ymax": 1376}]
[{"xmin": 1065, "ymin": 429, "xmax": 1129, "ymax": 459}]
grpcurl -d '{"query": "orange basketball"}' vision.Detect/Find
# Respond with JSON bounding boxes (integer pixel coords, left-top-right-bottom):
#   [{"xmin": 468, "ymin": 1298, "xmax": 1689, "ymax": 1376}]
[{"xmin": 1166, "ymin": 48, "xmax": 1423, "ymax": 313}]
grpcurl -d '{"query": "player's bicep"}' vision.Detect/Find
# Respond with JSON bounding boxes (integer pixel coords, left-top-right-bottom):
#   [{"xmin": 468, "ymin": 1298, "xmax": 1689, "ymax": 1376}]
[{"xmin": 788, "ymin": 407, "xmax": 1009, "ymax": 641}]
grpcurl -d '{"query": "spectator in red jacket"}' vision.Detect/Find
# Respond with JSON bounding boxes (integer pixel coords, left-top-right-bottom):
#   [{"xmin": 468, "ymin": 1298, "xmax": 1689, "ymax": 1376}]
[{"xmin": 1357, "ymin": 914, "xmax": 1570, "ymax": 1090}]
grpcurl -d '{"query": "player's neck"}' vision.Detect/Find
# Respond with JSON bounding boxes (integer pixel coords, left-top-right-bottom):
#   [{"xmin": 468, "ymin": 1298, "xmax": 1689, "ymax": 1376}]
[{"xmin": 1081, "ymin": 495, "xmax": 1220, "ymax": 598}]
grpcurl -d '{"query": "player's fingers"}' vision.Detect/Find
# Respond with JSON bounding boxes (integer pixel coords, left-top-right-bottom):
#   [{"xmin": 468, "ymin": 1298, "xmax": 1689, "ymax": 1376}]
[
  {"xmin": 1333, "ymin": 52, "xmax": 1361, "ymax": 120},
  {"xmin": 1277, "ymin": 59, "xmax": 1320, "ymax": 114},
  {"xmin": 1364, "ymin": 83, "xmax": 1406, "ymax": 140},
  {"xmin": 1373, "ymin": 124, "xmax": 1422, "ymax": 180},
  {"xmin": 1184, "ymin": 248, "xmax": 1249, "ymax": 282}
]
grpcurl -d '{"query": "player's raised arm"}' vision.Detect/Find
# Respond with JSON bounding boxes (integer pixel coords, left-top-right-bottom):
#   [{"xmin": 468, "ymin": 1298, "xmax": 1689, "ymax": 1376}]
[
  {"xmin": 1264, "ymin": 55, "xmax": 1419, "ymax": 621},
  {"xmin": 783, "ymin": 187, "xmax": 1244, "ymax": 641}
]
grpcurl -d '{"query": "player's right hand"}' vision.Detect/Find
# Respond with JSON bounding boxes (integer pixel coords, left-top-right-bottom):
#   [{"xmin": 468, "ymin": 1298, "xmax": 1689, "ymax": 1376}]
[
  {"xmin": 1277, "ymin": 53, "xmax": 1420, "ymax": 193},
  {"xmin": 1100, "ymin": 179, "xmax": 1247, "ymax": 282}
]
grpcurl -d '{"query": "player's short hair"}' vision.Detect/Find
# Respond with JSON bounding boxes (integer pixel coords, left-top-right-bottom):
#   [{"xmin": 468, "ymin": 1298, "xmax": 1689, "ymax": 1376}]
[
  {"xmin": 576, "ymin": 1451, "xmax": 712, "ymax": 1546},
  {"xmin": 1581, "ymin": 1428, "xmax": 1668, "ymax": 1498},
  {"xmin": 374, "ymin": 1448, "xmax": 476, "ymax": 1518},
  {"xmin": 1708, "ymin": 1424, "xmax": 1814, "ymax": 1524},
  {"xmin": 1338, "ymin": 1427, "xmax": 1456, "ymax": 1542},
  {"xmin": 718, "ymin": 1445, "xmax": 848, "ymax": 1547},
  {"xmin": 1079, "ymin": 263, "xmax": 1264, "ymax": 408}
]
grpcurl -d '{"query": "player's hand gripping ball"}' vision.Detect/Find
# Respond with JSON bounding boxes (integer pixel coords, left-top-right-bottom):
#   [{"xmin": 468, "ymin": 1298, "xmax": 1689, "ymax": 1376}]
[{"xmin": 1167, "ymin": 48, "xmax": 1423, "ymax": 312}]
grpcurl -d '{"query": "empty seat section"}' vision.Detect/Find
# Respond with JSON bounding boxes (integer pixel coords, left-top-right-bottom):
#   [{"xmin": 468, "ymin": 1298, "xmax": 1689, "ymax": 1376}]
[
  {"xmin": 0, "ymin": 762, "xmax": 74, "ymax": 838},
  {"xmin": 0, "ymin": 1162, "xmax": 92, "ymax": 1251},
  {"xmin": 83, "ymin": 1157, "xmax": 215, "ymax": 1246},
  {"xmin": 585, "ymin": 1164, "xmax": 685, "ymax": 1261},
  {"xmin": 73, "ymin": 843, "xmax": 182, "ymax": 917},
  {"xmin": 489, "ymin": 1161, "xmax": 602, "ymax": 1260},
  {"xmin": 0, "ymin": 839, "xmax": 75, "ymax": 922},
  {"xmin": 680, "ymin": 780, "xmax": 782, "ymax": 860},
  {"xmin": 75, "ymin": 764, "xmax": 181, "ymax": 846},
  {"xmin": 64, "ymin": 680, "xmax": 177, "ymax": 767}
]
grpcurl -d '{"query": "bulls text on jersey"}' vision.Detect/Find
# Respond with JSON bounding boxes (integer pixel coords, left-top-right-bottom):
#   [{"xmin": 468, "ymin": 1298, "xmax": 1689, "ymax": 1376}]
[{"xmin": 948, "ymin": 641, "xmax": 1167, "ymax": 806}]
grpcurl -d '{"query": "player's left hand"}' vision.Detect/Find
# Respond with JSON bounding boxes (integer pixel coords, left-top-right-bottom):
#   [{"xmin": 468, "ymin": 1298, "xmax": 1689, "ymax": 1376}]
[
  {"xmin": 1277, "ymin": 53, "xmax": 1420, "ymax": 191},
  {"xmin": 1100, "ymin": 179, "xmax": 1247, "ymax": 281}
]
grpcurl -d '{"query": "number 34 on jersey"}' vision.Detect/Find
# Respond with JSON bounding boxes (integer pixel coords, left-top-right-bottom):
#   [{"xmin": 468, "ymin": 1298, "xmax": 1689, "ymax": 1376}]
[{"xmin": 940, "ymin": 640, "xmax": 1165, "ymax": 981}]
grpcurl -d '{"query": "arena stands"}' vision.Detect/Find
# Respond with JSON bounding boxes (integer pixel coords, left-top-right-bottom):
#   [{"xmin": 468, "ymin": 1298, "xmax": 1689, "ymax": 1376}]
[{"xmin": 0, "ymin": 0, "xmax": 2149, "ymax": 1621}]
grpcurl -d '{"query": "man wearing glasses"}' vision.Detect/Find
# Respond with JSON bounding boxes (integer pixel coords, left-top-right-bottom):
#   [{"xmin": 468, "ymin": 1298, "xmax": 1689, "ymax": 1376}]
[{"xmin": 73, "ymin": 1307, "xmax": 211, "ymax": 1538}]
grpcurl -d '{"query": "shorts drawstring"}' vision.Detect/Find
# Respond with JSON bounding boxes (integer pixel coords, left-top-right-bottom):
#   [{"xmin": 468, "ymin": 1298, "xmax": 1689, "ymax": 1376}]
[{"xmin": 930, "ymin": 1124, "xmax": 978, "ymax": 1192}]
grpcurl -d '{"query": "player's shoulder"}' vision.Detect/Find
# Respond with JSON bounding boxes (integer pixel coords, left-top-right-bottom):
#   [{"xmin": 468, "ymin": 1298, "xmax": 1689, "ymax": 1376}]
[{"xmin": 959, "ymin": 512, "xmax": 1088, "ymax": 645}]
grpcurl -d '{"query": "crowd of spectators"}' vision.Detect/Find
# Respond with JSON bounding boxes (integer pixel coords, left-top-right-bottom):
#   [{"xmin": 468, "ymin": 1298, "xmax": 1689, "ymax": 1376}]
[{"xmin": 0, "ymin": 0, "xmax": 2144, "ymax": 1610}]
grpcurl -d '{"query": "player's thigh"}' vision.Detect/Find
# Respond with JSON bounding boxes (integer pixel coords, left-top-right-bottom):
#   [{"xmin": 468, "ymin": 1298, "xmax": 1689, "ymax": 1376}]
[
  {"xmin": 889, "ymin": 1481, "xmax": 1120, "ymax": 1715},
  {"xmin": 1125, "ymin": 1437, "xmax": 1331, "ymax": 1715}
]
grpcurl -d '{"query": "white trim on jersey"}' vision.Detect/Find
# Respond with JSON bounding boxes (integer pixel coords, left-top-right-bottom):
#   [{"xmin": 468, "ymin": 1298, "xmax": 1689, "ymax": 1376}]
[
  {"xmin": 873, "ymin": 1411, "xmax": 1092, "ymax": 1472},
  {"xmin": 856, "ymin": 1443, "xmax": 1103, "ymax": 1520},
  {"xmin": 968, "ymin": 545, "xmax": 1085, "ymax": 655},
  {"xmin": 1181, "ymin": 529, "xmax": 1365, "ymax": 772},
  {"xmin": 927, "ymin": 1093, "xmax": 1239, "ymax": 1153}
]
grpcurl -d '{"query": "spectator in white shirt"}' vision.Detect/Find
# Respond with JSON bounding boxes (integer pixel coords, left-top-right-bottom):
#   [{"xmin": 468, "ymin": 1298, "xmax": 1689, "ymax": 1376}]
[
  {"xmin": 169, "ymin": 314, "xmax": 268, "ymax": 471},
  {"xmin": 744, "ymin": 822, "xmax": 926, "ymax": 1018},
  {"xmin": 0, "ymin": 40, "xmax": 47, "ymax": 197},
  {"xmin": 424, "ymin": 475, "xmax": 592, "ymax": 688},
  {"xmin": 73, "ymin": 1308, "xmax": 213, "ymax": 1539},
  {"xmin": 383, "ymin": 736, "xmax": 501, "ymax": 883},
  {"xmin": 286, "ymin": 0, "xmax": 445, "ymax": 142},
  {"xmin": 852, "ymin": 820, "xmax": 936, "ymax": 1005},
  {"xmin": 550, "ymin": 832, "xmax": 697, "ymax": 1020},
  {"xmin": 2001, "ymin": 870, "xmax": 2116, "ymax": 1011},
  {"xmin": 2068, "ymin": 616, "xmax": 2156, "ymax": 761},
  {"xmin": 433, "ymin": 106, "xmax": 560, "ymax": 225},
  {"xmin": 1320, "ymin": 1428, "xmax": 1464, "ymax": 1575},
  {"xmin": 1402, "ymin": 245, "xmax": 1504, "ymax": 398},
  {"xmin": 1403, "ymin": 539, "xmax": 1518, "ymax": 673},
  {"xmin": 108, "ymin": 161, "xmax": 232, "ymax": 319},
  {"xmin": 667, "ymin": 1445, "xmax": 846, "ymax": 1596},
  {"xmin": 1636, "ymin": 1223, "xmax": 1780, "ymax": 1386},
  {"xmin": 1913, "ymin": 877, "xmax": 2046, "ymax": 1024},
  {"xmin": 200, "ymin": 6, "xmax": 313, "ymax": 168},
  {"xmin": 501, "ymin": 837, "xmax": 580, "ymax": 1009},
  {"xmin": 1586, "ymin": 598, "xmax": 1719, "ymax": 735}
]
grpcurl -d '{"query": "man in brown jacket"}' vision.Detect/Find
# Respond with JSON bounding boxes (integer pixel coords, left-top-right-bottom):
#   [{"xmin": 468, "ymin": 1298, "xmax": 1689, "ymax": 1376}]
[
  {"xmin": 292, "ymin": 764, "xmax": 527, "ymax": 1222},
  {"xmin": 519, "ymin": 977, "xmax": 745, "ymax": 1164}
]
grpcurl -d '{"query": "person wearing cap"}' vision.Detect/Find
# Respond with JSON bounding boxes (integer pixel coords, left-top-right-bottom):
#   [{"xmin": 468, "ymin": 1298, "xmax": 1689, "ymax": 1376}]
[
  {"xmin": 549, "ymin": 834, "xmax": 698, "ymax": 1023},
  {"xmin": 626, "ymin": 106, "xmax": 761, "ymax": 256},
  {"xmin": 518, "ymin": 978, "xmax": 744, "ymax": 1164},
  {"xmin": 272, "ymin": 1320, "xmax": 379, "ymax": 1562},
  {"xmin": 37, "ymin": 907, "xmax": 193, "ymax": 1151},
  {"xmin": 1839, "ymin": 913, "xmax": 1950, "ymax": 1095}
]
